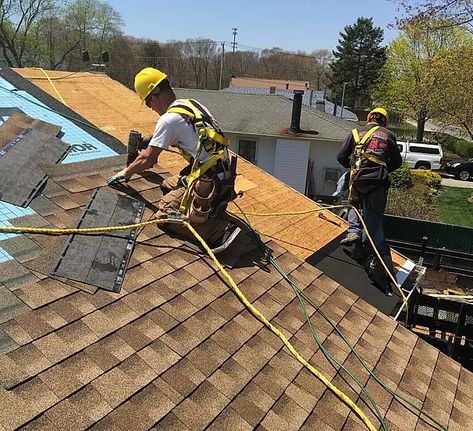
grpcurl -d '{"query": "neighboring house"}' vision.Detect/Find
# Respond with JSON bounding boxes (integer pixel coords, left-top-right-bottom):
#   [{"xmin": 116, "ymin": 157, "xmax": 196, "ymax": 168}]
[
  {"xmin": 176, "ymin": 88, "xmax": 353, "ymax": 197},
  {"xmin": 229, "ymin": 76, "xmax": 310, "ymax": 91},
  {"xmin": 223, "ymin": 86, "xmax": 359, "ymax": 121}
]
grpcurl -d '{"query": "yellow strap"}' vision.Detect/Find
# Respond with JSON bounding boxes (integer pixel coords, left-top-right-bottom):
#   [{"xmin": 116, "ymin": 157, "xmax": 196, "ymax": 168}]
[
  {"xmin": 206, "ymin": 128, "xmax": 229, "ymax": 146},
  {"xmin": 179, "ymin": 152, "xmax": 225, "ymax": 212},
  {"xmin": 352, "ymin": 128, "xmax": 360, "ymax": 144},
  {"xmin": 348, "ymin": 126, "xmax": 382, "ymax": 201},
  {"xmin": 362, "ymin": 151, "xmax": 385, "ymax": 165}
]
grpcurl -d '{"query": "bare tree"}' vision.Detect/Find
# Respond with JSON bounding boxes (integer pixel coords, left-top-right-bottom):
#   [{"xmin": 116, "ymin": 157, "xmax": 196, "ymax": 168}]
[
  {"xmin": 396, "ymin": 0, "xmax": 473, "ymax": 31},
  {"xmin": 182, "ymin": 38, "xmax": 217, "ymax": 89}
]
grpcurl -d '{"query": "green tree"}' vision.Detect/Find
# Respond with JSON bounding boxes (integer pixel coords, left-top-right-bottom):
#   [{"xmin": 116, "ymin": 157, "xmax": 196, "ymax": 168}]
[
  {"xmin": 0, "ymin": 0, "xmax": 57, "ymax": 67},
  {"xmin": 434, "ymin": 42, "xmax": 473, "ymax": 139},
  {"xmin": 374, "ymin": 18, "xmax": 471, "ymax": 142},
  {"xmin": 330, "ymin": 17, "xmax": 386, "ymax": 109}
]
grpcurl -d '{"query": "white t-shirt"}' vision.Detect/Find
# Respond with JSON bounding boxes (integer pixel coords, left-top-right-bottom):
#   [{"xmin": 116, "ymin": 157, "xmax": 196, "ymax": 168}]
[{"xmin": 149, "ymin": 99, "xmax": 215, "ymax": 162}]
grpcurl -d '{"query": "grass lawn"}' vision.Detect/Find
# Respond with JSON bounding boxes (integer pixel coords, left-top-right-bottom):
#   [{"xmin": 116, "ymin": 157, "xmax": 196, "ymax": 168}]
[{"xmin": 436, "ymin": 186, "xmax": 473, "ymax": 227}]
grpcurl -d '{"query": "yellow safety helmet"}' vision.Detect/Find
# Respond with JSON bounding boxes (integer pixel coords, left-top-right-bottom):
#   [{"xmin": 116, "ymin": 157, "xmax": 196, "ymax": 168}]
[
  {"xmin": 368, "ymin": 107, "xmax": 389, "ymax": 123},
  {"xmin": 134, "ymin": 67, "xmax": 168, "ymax": 102}
]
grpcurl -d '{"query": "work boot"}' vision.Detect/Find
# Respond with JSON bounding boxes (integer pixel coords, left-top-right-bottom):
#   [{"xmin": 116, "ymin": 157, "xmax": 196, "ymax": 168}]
[
  {"xmin": 340, "ymin": 232, "xmax": 361, "ymax": 246},
  {"xmin": 384, "ymin": 283, "xmax": 393, "ymax": 297}
]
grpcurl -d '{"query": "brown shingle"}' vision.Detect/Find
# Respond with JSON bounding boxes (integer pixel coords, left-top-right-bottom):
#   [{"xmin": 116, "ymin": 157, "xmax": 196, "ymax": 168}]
[
  {"xmin": 91, "ymin": 366, "xmax": 140, "ymax": 409},
  {"xmin": 0, "ymin": 390, "xmax": 39, "ymax": 429},
  {"xmin": 253, "ymin": 363, "xmax": 291, "ymax": 401},
  {"xmin": 130, "ymin": 382, "xmax": 176, "ymax": 423},
  {"xmin": 14, "ymin": 376, "xmax": 59, "ymax": 418},
  {"xmin": 186, "ymin": 338, "xmax": 229, "ymax": 377},
  {"xmin": 3, "ymin": 344, "xmax": 50, "ymax": 388},
  {"xmin": 81, "ymin": 310, "xmax": 117, "ymax": 338},
  {"xmin": 121, "ymin": 265, "xmax": 156, "ymax": 292},
  {"xmin": 209, "ymin": 356, "xmax": 252, "ymax": 398},
  {"xmin": 32, "ymin": 331, "xmax": 75, "ymax": 364},
  {"xmin": 17, "ymin": 278, "xmax": 75, "ymax": 309},
  {"xmin": 45, "ymin": 398, "xmax": 94, "ymax": 431},
  {"xmin": 161, "ymin": 358, "xmax": 207, "ymax": 398},
  {"xmin": 161, "ymin": 324, "xmax": 202, "ymax": 357},
  {"xmin": 13, "ymin": 312, "xmax": 54, "ymax": 340},
  {"xmin": 272, "ymin": 392, "xmax": 310, "ymax": 429},
  {"xmin": 206, "ymin": 406, "xmax": 253, "ymax": 431},
  {"xmin": 161, "ymin": 295, "xmax": 199, "ymax": 322}
]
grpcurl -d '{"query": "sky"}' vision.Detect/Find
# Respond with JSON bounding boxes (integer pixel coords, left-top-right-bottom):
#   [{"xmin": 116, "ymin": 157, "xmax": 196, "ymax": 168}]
[{"xmin": 106, "ymin": 0, "xmax": 402, "ymax": 53}]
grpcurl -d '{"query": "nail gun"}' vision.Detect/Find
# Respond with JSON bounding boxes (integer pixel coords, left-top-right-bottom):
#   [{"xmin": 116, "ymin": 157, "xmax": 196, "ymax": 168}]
[{"xmin": 126, "ymin": 130, "xmax": 150, "ymax": 166}]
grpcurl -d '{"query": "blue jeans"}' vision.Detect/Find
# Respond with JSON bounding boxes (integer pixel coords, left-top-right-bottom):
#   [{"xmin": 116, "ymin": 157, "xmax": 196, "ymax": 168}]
[
  {"xmin": 358, "ymin": 185, "xmax": 395, "ymax": 278},
  {"xmin": 347, "ymin": 208, "xmax": 362, "ymax": 236}
]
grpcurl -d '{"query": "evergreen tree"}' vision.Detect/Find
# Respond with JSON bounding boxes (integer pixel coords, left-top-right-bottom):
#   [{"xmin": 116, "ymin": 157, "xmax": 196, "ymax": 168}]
[{"xmin": 330, "ymin": 17, "xmax": 386, "ymax": 110}]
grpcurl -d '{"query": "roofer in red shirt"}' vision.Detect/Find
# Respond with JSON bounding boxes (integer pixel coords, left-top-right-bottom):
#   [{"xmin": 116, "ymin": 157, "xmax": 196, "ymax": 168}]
[{"xmin": 337, "ymin": 108, "xmax": 402, "ymax": 296}]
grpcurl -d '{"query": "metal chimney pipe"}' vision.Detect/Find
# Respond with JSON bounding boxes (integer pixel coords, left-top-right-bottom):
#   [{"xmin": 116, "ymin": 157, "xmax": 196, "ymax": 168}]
[{"xmin": 289, "ymin": 90, "xmax": 304, "ymax": 134}]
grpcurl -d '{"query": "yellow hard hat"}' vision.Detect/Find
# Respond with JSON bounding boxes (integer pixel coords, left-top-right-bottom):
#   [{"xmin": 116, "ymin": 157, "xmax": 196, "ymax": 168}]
[
  {"xmin": 368, "ymin": 107, "xmax": 389, "ymax": 122},
  {"xmin": 134, "ymin": 67, "xmax": 168, "ymax": 102}
]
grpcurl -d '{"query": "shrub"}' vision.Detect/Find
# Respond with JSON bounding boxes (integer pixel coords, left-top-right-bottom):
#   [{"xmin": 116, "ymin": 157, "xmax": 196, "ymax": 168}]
[
  {"xmin": 411, "ymin": 170, "xmax": 442, "ymax": 189},
  {"xmin": 389, "ymin": 164, "xmax": 412, "ymax": 188},
  {"xmin": 386, "ymin": 185, "xmax": 439, "ymax": 221}
]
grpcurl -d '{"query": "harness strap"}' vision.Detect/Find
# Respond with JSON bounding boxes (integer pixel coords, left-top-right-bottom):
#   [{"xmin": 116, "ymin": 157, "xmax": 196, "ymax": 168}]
[
  {"xmin": 165, "ymin": 99, "xmax": 230, "ymax": 214},
  {"xmin": 348, "ymin": 126, "xmax": 381, "ymax": 201}
]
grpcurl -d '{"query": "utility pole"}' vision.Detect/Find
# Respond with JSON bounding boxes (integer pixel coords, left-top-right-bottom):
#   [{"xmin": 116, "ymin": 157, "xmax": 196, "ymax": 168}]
[
  {"xmin": 340, "ymin": 82, "xmax": 347, "ymax": 118},
  {"xmin": 231, "ymin": 28, "xmax": 238, "ymax": 53},
  {"xmin": 219, "ymin": 42, "xmax": 225, "ymax": 90}
]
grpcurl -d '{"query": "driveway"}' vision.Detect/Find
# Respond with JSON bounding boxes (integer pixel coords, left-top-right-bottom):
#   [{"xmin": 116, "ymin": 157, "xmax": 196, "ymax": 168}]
[{"xmin": 441, "ymin": 176, "xmax": 473, "ymax": 188}]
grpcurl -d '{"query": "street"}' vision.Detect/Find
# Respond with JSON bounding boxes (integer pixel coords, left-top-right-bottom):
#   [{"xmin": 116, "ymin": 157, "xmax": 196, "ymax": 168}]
[{"xmin": 441, "ymin": 176, "xmax": 473, "ymax": 188}]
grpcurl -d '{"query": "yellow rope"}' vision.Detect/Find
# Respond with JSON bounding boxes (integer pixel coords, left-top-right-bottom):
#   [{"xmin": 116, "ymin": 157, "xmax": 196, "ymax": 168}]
[
  {"xmin": 230, "ymin": 203, "xmax": 408, "ymax": 306},
  {"xmin": 0, "ymin": 218, "xmax": 376, "ymax": 430},
  {"xmin": 0, "ymin": 218, "xmax": 169, "ymax": 235},
  {"xmin": 39, "ymin": 68, "xmax": 68, "ymax": 107},
  {"xmin": 183, "ymin": 221, "xmax": 377, "ymax": 431}
]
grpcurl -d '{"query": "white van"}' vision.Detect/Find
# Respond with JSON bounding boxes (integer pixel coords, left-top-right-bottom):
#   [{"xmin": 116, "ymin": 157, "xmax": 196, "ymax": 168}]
[{"xmin": 397, "ymin": 141, "xmax": 443, "ymax": 170}]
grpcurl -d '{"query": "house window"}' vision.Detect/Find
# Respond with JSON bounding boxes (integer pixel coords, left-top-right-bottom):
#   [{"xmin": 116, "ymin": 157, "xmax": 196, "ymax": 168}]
[
  {"xmin": 324, "ymin": 168, "xmax": 341, "ymax": 184},
  {"xmin": 238, "ymin": 139, "xmax": 257, "ymax": 163}
]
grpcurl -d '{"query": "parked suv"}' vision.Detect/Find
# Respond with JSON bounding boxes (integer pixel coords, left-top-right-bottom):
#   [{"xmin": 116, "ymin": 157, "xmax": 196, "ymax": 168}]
[
  {"xmin": 445, "ymin": 158, "xmax": 473, "ymax": 181},
  {"xmin": 397, "ymin": 141, "xmax": 443, "ymax": 170}
]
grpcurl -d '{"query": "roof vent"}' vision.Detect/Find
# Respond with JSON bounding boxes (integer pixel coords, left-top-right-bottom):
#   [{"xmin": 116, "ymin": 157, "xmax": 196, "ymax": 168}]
[{"xmin": 289, "ymin": 90, "xmax": 304, "ymax": 135}]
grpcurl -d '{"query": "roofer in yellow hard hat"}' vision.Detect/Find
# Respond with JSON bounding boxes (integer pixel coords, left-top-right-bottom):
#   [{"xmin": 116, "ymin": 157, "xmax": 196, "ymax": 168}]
[
  {"xmin": 106, "ymin": 67, "xmax": 237, "ymax": 226},
  {"xmin": 336, "ymin": 107, "xmax": 402, "ymax": 296}
]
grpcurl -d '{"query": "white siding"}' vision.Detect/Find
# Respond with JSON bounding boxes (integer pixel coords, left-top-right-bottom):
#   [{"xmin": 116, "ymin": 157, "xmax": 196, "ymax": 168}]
[
  {"xmin": 226, "ymin": 134, "xmax": 276, "ymax": 176},
  {"xmin": 274, "ymin": 138, "xmax": 310, "ymax": 193},
  {"xmin": 308, "ymin": 140, "xmax": 344, "ymax": 196},
  {"xmin": 255, "ymin": 137, "xmax": 275, "ymax": 175}
]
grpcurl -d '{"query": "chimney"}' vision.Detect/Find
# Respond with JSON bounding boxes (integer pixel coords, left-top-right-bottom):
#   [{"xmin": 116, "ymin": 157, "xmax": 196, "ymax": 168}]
[
  {"xmin": 289, "ymin": 90, "xmax": 304, "ymax": 135},
  {"xmin": 269, "ymin": 86, "xmax": 276, "ymax": 94}
]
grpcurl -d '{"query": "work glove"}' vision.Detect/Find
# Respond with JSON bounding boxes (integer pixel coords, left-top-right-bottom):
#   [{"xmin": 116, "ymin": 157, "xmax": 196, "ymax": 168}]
[{"xmin": 106, "ymin": 168, "xmax": 132, "ymax": 185}]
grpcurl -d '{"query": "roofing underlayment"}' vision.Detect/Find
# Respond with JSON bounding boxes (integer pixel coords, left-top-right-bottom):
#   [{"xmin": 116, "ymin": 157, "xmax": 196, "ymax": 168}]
[{"xmin": 0, "ymin": 67, "xmax": 470, "ymax": 430}]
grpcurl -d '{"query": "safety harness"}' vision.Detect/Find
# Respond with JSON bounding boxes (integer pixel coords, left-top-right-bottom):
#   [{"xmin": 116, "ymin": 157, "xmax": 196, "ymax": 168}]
[
  {"xmin": 348, "ymin": 126, "xmax": 386, "ymax": 200},
  {"xmin": 166, "ymin": 99, "xmax": 231, "ymax": 213}
]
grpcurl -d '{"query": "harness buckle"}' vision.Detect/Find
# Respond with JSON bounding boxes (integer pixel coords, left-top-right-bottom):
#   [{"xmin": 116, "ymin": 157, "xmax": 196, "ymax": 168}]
[{"xmin": 166, "ymin": 211, "xmax": 186, "ymax": 223}]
